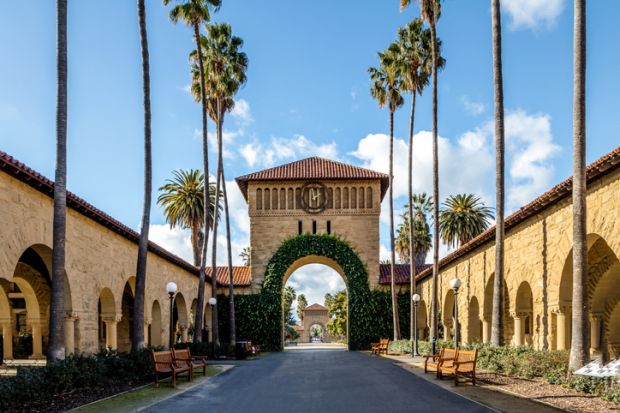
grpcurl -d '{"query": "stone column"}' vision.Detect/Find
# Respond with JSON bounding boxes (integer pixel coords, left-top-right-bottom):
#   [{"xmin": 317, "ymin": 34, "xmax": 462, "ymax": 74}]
[
  {"xmin": 482, "ymin": 318, "xmax": 491, "ymax": 343},
  {"xmin": 63, "ymin": 313, "xmax": 77, "ymax": 356},
  {"xmin": 29, "ymin": 320, "xmax": 44, "ymax": 359},
  {"xmin": 513, "ymin": 314, "xmax": 524, "ymax": 346},
  {"xmin": 556, "ymin": 311, "xmax": 567, "ymax": 351},
  {"xmin": 104, "ymin": 317, "xmax": 118, "ymax": 349},
  {"xmin": 1, "ymin": 322, "xmax": 13, "ymax": 360},
  {"xmin": 181, "ymin": 326, "xmax": 188, "ymax": 343},
  {"xmin": 590, "ymin": 314, "xmax": 601, "ymax": 352}
]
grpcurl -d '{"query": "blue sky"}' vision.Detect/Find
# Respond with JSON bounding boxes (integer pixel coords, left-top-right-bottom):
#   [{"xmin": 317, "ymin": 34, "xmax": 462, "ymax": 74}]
[{"xmin": 1, "ymin": 1, "xmax": 618, "ymax": 305}]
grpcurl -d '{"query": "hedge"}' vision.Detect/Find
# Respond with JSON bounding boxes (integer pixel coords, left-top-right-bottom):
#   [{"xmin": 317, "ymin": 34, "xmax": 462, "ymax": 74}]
[
  {"xmin": 0, "ymin": 349, "xmax": 155, "ymax": 412},
  {"xmin": 216, "ymin": 234, "xmax": 419, "ymax": 351}
]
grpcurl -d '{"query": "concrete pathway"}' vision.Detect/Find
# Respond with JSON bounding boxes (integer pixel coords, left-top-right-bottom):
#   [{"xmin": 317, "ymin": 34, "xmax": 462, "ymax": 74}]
[{"xmin": 146, "ymin": 348, "xmax": 495, "ymax": 413}]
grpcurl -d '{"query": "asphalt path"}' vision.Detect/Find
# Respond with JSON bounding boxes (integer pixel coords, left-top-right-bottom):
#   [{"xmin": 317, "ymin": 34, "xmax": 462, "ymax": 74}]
[{"xmin": 147, "ymin": 348, "xmax": 495, "ymax": 413}]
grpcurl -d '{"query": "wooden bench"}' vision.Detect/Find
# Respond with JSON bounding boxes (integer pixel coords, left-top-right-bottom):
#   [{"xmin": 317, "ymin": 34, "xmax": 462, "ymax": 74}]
[
  {"xmin": 151, "ymin": 350, "xmax": 191, "ymax": 387},
  {"xmin": 422, "ymin": 348, "xmax": 458, "ymax": 378},
  {"xmin": 371, "ymin": 338, "xmax": 389, "ymax": 355},
  {"xmin": 439, "ymin": 349, "xmax": 478, "ymax": 386},
  {"xmin": 172, "ymin": 348, "xmax": 208, "ymax": 378}
]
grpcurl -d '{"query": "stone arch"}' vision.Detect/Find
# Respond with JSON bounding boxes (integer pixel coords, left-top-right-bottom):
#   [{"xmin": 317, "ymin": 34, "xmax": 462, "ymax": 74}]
[
  {"xmin": 172, "ymin": 292, "xmax": 189, "ymax": 344},
  {"xmin": 98, "ymin": 288, "xmax": 116, "ymax": 349},
  {"xmin": 308, "ymin": 321, "xmax": 327, "ymax": 342},
  {"xmin": 468, "ymin": 296, "xmax": 482, "ymax": 343},
  {"xmin": 482, "ymin": 273, "xmax": 512, "ymax": 344},
  {"xmin": 150, "ymin": 300, "xmax": 162, "ymax": 347},
  {"xmin": 417, "ymin": 299, "xmax": 428, "ymax": 340},
  {"xmin": 515, "ymin": 281, "xmax": 534, "ymax": 346},
  {"xmin": 261, "ymin": 234, "xmax": 373, "ymax": 351},
  {"xmin": 443, "ymin": 289, "xmax": 455, "ymax": 340},
  {"xmin": 117, "ymin": 281, "xmax": 134, "ymax": 352}
]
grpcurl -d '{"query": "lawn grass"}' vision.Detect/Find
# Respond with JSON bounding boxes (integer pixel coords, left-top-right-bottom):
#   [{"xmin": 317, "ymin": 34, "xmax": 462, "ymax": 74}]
[{"xmin": 70, "ymin": 365, "xmax": 223, "ymax": 413}]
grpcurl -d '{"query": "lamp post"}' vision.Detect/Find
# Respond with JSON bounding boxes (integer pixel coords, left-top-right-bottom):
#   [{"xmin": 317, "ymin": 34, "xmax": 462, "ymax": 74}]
[
  {"xmin": 450, "ymin": 277, "xmax": 462, "ymax": 348},
  {"xmin": 166, "ymin": 282, "xmax": 178, "ymax": 349},
  {"xmin": 412, "ymin": 293, "xmax": 421, "ymax": 357},
  {"xmin": 208, "ymin": 297, "xmax": 217, "ymax": 358}
]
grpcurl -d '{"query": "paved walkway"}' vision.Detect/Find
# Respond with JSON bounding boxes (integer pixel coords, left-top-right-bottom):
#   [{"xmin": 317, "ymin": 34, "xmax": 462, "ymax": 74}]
[{"xmin": 147, "ymin": 348, "xmax": 495, "ymax": 413}]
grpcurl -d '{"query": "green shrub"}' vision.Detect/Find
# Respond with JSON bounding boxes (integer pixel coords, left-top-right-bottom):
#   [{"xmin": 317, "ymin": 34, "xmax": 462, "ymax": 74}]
[{"xmin": 0, "ymin": 349, "xmax": 157, "ymax": 412}]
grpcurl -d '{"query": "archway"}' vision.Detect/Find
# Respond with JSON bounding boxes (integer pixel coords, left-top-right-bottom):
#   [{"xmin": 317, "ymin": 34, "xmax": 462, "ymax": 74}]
[
  {"xmin": 468, "ymin": 296, "xmax": 482, "ymax": 343},
  {"xmin": 483, "ymin": 273, "xmax": 512, "ymax": 345},
  {"xmin": 173, "ymin": 292, "xmax": 189, "ymax": 344},
  {"xmin": 261, "ymin": 234, "xmax": 373, "ymax": 351},
  {"xmin": 443, "ymin": 290, "xmax": 455, "ymax": 340},
  {"xmin": 417, "ymin": 299, "xmax": 428, "ymax": 340},
  {"xmin": 98, "ymin": 288, "xmax": 116, "ymax": 349},
  {"xmin": 515, "ymin": 282, "xmax": 534, "ymax": 346},
  {"xmin": 117, "ymin": 282, "xmax": 134, "ymax": 352},
  {"xmin": 309, "ymin": 323, "xmax": 326, "ymax": 343},
  {"xmin": 150, "ymin": 300, "xmax": 162, "ymax": 347}
]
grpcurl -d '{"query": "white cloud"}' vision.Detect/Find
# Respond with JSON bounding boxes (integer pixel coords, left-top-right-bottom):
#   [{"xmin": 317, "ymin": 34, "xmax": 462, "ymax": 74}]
[
  {"xmin": 460, "ymin": 96, "xmax": 486, "ymax": 116},
  {"xmin": 149, "ymin": 224, "xmax": 194, "ymax": 263},
  {"xmin": 230, "ymin": 99, "xmax": 253, "ymax": 124},
  {"xmin": 239, "ymin": 135, "xmax": 338, "ymax": 168},
  {"xmin": 503, "ymin": 0, "xmax": 565, "ymax": 30}
]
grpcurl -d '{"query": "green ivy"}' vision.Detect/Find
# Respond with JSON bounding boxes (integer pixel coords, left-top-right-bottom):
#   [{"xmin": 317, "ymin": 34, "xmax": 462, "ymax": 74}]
[{"xmin": 217, "ymin": 234, "xmax": 418, "ymax": 351}]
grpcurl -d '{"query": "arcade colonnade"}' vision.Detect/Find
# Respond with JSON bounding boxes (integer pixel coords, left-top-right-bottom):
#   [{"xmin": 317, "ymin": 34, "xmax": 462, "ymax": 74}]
[
  {"xmin": 414, "ymin": 148, "xmax": 620, "ymax": 358},
  {"xmin": 0, "ymin": 152, "xmax": 214, "ymax": 360}
]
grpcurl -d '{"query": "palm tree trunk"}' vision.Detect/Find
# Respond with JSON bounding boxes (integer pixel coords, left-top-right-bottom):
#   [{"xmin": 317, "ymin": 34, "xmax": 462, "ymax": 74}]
[
  {"xmin": 491, "ymin": 0, "xmax": 505, "ymax": 347},
  {"xmin": 408, "ymin": 92, "xmax": 417, "ymax": 343},
  {"xmin": 209, "ymin": 99, "xmax": 224, "ymax": 349},
  {"xmin": 569, "ymin": 0, "xmax": 589, "ymax": 371},
  {"xmin": 48, "ymin": 0, "xmax": 68, "ymax": 362},
  {"xmin": 194, "ymin": 22, "xmax": 211, "ymax": 344},
  {"xmin": 220, "ymin": 167, "xmax": 236, "ymax": 346},
  {"xmin": 430, "ymin": 21, "xmax": 439, "ymax": 353},
  {"xmin": 132, "ymin": 0, "xmax": 152, "ymax": 352},
  {"xmin": 191, "ymin": 224, "xmax": 201, "ymax": 267},
  {"xmin": 389, "ymin": 109, "xmax": 400, "ymax": 340}
]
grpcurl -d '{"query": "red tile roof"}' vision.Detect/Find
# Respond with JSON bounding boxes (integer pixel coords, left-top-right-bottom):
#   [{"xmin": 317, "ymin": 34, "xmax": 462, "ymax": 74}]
[
  {"xmin": 415, "ymin": 144, "xmax": 620, "ymax": 283},
  {"xmin": 305, "ymin": 303, "xmax": 328, "ymax": 311},
  {"xmin": 235, "ymin": 157, "xmax": 389, "ymax": 201},
  {"xmin": 206, "ymin": 266, "xmax": 252, "ymax": 287},
  {"xmin": 0, "ymin": 150, "xmax": 213, "ymax": 283},
  {"xmin": 379, "ymin": 263, "xmax": 432, "ymax": 285}
]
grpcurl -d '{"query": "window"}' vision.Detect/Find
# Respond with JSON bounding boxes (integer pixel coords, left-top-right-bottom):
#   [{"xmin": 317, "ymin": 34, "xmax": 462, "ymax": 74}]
[
  {"xmin": 256, "ymin": 189, "xmax": 263, "ymax": 210},
  {"xmin": 280, "ymin": 188, "xmax": 286, "ymax": 210},
  {"xmin": 312, "ymin": 220, "xmax": 317, "ymax": 234},
  {"xmin": 359, "ymin": 187, "xmax": 365, "ymax": 208},
  {"xmin": 264, "ymin": 189, "xmax": 270, "ymax": 210},
  {"xmin": 343, "ymin": 187, "xmax": 349, "ymax": 209},
  {"xmin": 351, "ymin": 187, "xmax": 357, "ymax": 209},
  {"xmin": 288, "ymin": 188, "xmax": 294, "ymax": 209},
  {"xmin": 272, "ymin": 188, "xmax": 278, "ymax": 209},
  {"xmin": 327, "ymin": 188, "xmax": 334, "ymax": 209},
  {"xmin": 366, "ymin": 187, "xmax": 373, "ymax": 208},
  {"xmin": 335, "ymin": 187, "xmax": 341, "ymax": 209},
  {"xmin": 295, "ymin": 188, "xmax": 302, "ymax": 209},
  {"xmin": 327, "ymin": 220, "xmax": 331, "ymax": 234},
  {"xmin": 298, "ymin": 221, "xmax": 303, "ymax": 234}
]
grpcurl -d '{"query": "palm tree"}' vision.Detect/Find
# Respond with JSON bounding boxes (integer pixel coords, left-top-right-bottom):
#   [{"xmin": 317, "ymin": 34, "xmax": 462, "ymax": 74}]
[
  {"xmin": 491, "ymin": 0, "xmax": 506, "ymax": 347},
  {"xmin": 239, "ymin": 246, "xmax": 251, "ymax": 266},
  {"xmin": 297, "ymin": 294, "xmax": 308, "ymax": 322},
  {"xmin": 394, "ymin": 18, "xmax": 443, "ymax": 344},
  {"xmin": 132, "ymin": 0, "xmax": 153, "ymax": 352},
  {"xmin": 48, "ymin": 0, "xmax": 68, "ymax": 361},
  {"xmin": 191, "ymin": 23, "xmax": 248, "ymax": 347},
  {"xmin": 569, "ymin": 0, "xmax": 588, "ymax": 371},
  {"xmin": 369, "ymin": 46, "xmax": 405, "ymax": 340},
  {"xmin": 395, "ymin": 212, "xmax": 432, "ymax": 266},
  {"xmin": 439, "ymin": 194, "xmax": 494, "ymax": 248},
  {"xmin": 163, "ymin": 0, "xmax": 220, "ymax": 344},
  {"xmin": 157, "ymin": 169, "xmax": 220, "ymax": 266},
  {"xmin": 402, "ymin": 0, "xmax": 442, "ymax": 353}
]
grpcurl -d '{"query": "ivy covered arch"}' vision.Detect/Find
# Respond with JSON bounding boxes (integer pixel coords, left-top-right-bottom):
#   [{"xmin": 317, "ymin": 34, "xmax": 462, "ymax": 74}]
[{"xmin": 260, "ymin": 234, "xmax": 375, "ymax": 351}]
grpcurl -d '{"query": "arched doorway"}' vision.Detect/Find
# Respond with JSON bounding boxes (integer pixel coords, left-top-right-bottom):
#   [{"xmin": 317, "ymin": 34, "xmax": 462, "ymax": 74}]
[
  {"xmin": 468, "ymin": 296, "xmax": 482, "ymax": 343},
  {"xmin": 443, "ymin": 290, "xmax": 455, "ymax": 340},
  {"xmin": 150, "ymin": 300, "xmax": 162, "ymax": 347},
  {"xmin": 482, "ymin": 273, "xmax": 512, "ymax": 345},
  {"xmin": 261, "ymin": 234, "xmax": 373, "ymax": 351},
  {"xmin": 515, "ymin": 282, "xmax": 534, "ymax": 346},
  {"xmin": 417, "ymin": 299, "xmax": 428, "ymax": 340},
  {"xmin": 118, "ymin": 281, "xmax": 134, "ymax": 352},
  {"xmin": 98, "ymin": 288, "xmax": 116, "ymax": 349},
  {"xmin": 173, "ymin": 292, "xmax": 189, "ymax": 344}
]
